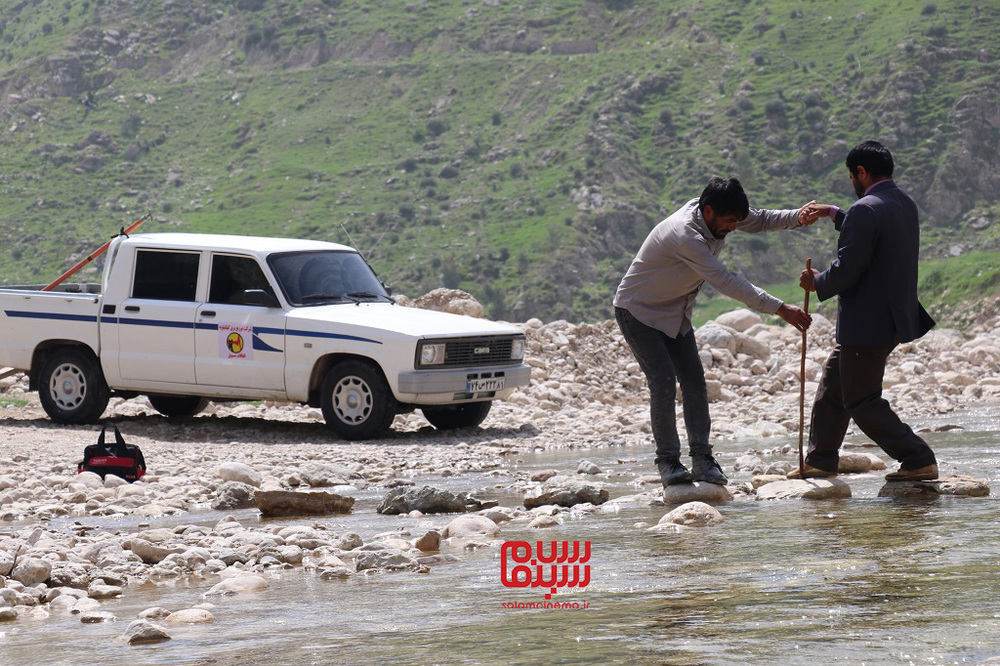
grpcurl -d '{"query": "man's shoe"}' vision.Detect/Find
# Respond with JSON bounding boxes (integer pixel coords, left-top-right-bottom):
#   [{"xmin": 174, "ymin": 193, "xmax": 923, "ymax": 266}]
[
  {"xmin": 691, "ymin": 454, "xmax": 728, "ymax": 485},
  {"xmin": 657, "ymin": 459, "xmax": 693, "ymax": 486},
  {"xmin": 786, "ymin": 464, "xmax": 837, "ymax": 480},
  {"xmin": 885, "ymin": 464, "xmax": 939, "ymax": 482}
]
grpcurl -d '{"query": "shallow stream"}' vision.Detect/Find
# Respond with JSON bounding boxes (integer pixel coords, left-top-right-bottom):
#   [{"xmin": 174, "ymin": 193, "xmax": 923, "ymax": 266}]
[{"xmin": 3, "ymin": 406, "xmax": 1000, "ymax": 666}]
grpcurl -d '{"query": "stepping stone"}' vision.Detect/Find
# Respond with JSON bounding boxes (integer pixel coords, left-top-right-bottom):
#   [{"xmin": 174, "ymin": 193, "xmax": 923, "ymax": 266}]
[
  {"xmin": 662, "ymin": 482, "xmax": 733, "ymax": 504},
  {"xmin": 524, "ymin": 486, "xmax": 609, "ymax": 509},
  {"xmin": 647, "ymin": 501, "xmax": 726, "ymax": 532},
  {"xmin": 750, "ymin": 474, "xmax": 786, "ymax": 489},
  {"xmin": 255, "ymin": 490, "xmax": 355, "ymax": 517},
  {"xmin": 878, "ymin": 474, "xmax": 989, "ymax": 498},
  {"xmin": 838, "ymin": 451, "xmax": 887, "ymax": 473},
  {"xmin": 653, "ymin": 501, "xmax": 725, "ymax": 529},
  {"xmin": 754, "ymin": 478, "xmax": 852, "ymax": 500}
]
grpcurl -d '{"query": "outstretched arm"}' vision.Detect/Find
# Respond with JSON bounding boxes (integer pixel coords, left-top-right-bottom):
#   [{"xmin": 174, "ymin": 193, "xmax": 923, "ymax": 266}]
[
  {"xmin": 799, "ymin": 201, "xmax": 843, "ymax": 228},
  {"xmin": 675, "ymin": 236, "xmax": 809, "ymax": 330},
  {"xmin": 736, "ymin": 207, "xmax": 802, "ymax": 233}
]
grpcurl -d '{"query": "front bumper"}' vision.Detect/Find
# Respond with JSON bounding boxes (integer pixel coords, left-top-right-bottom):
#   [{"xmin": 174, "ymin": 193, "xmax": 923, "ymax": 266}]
[{"xmin": 396, "ymin": 363, "xmax": 531, "ymax": 400}]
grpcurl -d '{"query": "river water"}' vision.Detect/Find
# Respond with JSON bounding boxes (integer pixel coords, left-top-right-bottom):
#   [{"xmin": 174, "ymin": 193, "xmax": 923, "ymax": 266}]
[{"xmin": 3, "ymin": 405, "xmax": 1000, "ymax": 666}]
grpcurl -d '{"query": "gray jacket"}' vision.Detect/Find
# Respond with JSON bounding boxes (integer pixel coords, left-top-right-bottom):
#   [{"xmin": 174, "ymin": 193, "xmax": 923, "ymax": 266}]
[{"xmin": 614, "ymin": 199, "xmax": 801, "ymax": 337}]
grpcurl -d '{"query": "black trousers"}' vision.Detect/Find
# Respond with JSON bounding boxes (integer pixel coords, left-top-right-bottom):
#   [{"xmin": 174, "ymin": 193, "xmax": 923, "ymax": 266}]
[
  {"xmin": 805, "ymin": 344, "xmax": 937, "ymax": 472},
  {"xmin": 614, "ymin": 307, "xmax": 713, "ymax": 462}
]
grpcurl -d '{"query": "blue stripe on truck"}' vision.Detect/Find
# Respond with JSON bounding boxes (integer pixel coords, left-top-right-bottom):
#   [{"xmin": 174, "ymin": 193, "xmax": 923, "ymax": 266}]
[
  {"xmin": 4, "ymin": 310, "xmax": 98, "ymax": 323},
  {"xmin": 5, "ymin": 310, "xmax": 379, "ymax": 346},
  {"xmin": 253, "ymin": 334, "xmax": 282, "ymax": 352},
  {"xmin": 285, "ymin": 328, "xmax": 381, "ymax": 344},
  {"xmin": 118, "ymin": 317, "xmax": 194, "ymax": 329}
]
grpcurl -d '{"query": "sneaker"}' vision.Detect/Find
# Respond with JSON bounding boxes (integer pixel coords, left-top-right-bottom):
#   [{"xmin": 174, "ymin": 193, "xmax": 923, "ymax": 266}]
[
  {"xmin": 657, "ymin": 459, "xmax": 693, "ymax": 486},
  {"xmin": 786, "ymin": 464, "xmax": 838, "ymax": 479},
  {"xmin": 885, "ymin": 464, "xmax": 938, "ymax": 482},
  {"xmin": 691, "ymin": 454, "xmax": 728, "ymax": 485}
]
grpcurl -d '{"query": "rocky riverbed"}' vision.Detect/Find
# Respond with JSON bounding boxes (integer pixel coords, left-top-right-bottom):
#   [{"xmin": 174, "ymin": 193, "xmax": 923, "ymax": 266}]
[{"xmin": 2, "ymin": 302, "xmax": 1000, "ymax": 642}]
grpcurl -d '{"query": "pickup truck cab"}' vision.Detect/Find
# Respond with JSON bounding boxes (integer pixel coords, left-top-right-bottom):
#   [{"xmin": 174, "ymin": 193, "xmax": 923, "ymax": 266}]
[{"xmin": 0, "ymin": 233, "xmax": 530, "ymax": 440}]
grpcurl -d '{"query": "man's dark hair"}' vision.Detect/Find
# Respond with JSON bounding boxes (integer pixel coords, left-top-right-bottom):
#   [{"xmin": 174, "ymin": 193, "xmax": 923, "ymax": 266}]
[
  {"xmin": 698, "ymin": 177, "xmax": 750, "ymax": 219},
  {"xmin": 846, "ymin": 140, "xmax": 894, "ymax": 178}
]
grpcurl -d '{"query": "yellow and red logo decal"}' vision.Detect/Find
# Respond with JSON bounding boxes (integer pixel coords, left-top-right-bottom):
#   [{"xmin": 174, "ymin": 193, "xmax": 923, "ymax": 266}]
[
  {"xmin": 226, "ymin": 332, "xmax": 244, "ymax": 354},
  {"xmin": 219, "ymin": 323, "xmax": 253, "ymax": 360}
]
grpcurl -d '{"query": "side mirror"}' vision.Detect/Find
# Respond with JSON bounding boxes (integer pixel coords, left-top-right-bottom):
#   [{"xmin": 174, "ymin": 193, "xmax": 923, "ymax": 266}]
[
  {"xmin": 242, "ymin": 289, "xmax": 281, "ymax": 308},
  {"xmin": 382, "ymin": 282, "xmax": 393, "ymax": 296}
]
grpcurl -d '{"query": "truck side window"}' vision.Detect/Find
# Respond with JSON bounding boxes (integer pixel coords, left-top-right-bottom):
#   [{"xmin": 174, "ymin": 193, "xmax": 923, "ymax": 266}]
[
  {"xmin": 132, "ymin": 250, "xmax": 200, "ymax": 301},
  {"xmin": 209, "ymin": 255, "xmax": 276, "ymax": 305}
]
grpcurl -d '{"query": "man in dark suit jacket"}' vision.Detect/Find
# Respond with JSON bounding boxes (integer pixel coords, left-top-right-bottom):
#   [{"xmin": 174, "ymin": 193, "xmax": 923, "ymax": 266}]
[{"xmin": 792, "ymin": 140, "xmax": 938, "ymax": 481}]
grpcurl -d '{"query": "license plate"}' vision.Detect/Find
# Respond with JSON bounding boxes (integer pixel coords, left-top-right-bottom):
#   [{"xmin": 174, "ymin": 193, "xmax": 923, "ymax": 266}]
[{"xmin": 467, "ymin": 377, "xmax": 505, "ymax": 392}]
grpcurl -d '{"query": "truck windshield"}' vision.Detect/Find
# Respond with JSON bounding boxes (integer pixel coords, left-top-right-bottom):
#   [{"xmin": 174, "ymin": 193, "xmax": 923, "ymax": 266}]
[{"xmin": 268, "ymin": 250, "xmax": 390, "ymax": 306}]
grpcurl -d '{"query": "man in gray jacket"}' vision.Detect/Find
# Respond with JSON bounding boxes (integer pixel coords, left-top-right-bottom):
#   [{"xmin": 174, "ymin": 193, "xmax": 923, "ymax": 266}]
[{"xmin": 615, "ymin": 176, "xmax": 816, "ymax": 487}]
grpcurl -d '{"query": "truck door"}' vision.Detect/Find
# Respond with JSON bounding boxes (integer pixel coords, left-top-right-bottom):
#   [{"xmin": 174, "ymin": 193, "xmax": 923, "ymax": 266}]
[
  {"xmin": 194, "ymin": 253, "xmax": 286, "ymax": 391},
  {"xmin": 117, "ymin": 249, "xmax": 200, "ymax": 384}
]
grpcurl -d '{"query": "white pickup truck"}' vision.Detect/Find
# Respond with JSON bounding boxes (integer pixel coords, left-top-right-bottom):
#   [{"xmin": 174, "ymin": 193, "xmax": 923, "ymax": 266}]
[{"xmin": 0, "ymin": 233, "xmax": 530, "ymax": 440}]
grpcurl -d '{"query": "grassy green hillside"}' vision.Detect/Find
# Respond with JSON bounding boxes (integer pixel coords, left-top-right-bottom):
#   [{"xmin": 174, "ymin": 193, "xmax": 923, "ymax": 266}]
[{"xmin": 1, "ymin": 0, "xmax": 998, "ymax": 323}]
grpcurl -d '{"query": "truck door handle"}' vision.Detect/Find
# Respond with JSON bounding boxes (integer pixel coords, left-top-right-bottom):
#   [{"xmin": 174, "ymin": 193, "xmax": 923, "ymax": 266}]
[
  {"xmin": 201, "ymin": 310, "xmax": 216, "ymax": 317},
  {"xmin": 124, "ymin": 306, "xmax": 140, "ymax": 312}
]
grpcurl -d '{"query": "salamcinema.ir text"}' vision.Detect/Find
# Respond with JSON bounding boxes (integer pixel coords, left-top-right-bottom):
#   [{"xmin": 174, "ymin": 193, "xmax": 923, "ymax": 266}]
[{"xmin": 501, "ymin": 601, "xmax": 591, "ymax": 610}]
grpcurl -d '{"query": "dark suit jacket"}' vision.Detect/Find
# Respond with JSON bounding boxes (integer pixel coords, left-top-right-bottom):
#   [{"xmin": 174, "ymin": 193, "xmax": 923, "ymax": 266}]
[{"xmin": 815, "ymin": 179, "xmax": 935, "ymax": 346}]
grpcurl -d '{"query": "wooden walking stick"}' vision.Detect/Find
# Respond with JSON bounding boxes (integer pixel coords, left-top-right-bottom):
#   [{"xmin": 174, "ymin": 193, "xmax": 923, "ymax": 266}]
[
  {"xmin": 42, "ymin": 213, "xmax": 148, "ymax": 291},
  {"xmin": 798, "ymin": 258, "xmax": 812, "ymax": 478}
]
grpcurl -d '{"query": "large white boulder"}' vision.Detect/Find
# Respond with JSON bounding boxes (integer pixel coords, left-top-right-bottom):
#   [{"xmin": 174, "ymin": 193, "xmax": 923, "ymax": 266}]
[{"xmin": 715, "ymin": 309, "xmax": 763, "ymax": 332}]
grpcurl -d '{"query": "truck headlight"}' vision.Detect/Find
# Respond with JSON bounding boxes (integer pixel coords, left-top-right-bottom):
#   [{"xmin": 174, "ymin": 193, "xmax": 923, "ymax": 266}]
[
  {"xmin": 511, "ymin": 338, "xmax": 525, "ymax": 360},
  {"xmin": 420, "ymin": 342, "xmax": 446, "ymax": 366}
]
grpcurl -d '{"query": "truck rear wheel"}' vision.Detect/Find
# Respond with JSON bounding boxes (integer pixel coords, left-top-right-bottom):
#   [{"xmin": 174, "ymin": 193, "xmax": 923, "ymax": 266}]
[
  {"xmin": 148, "ymin": 394, "xmax": 209, "ymax": 418},
  {"xmin": 38, "ymin": 348, "xmax": 110, "ymax": 424},
  {"xmin": 320, "ymin": 360, "xmax": 396, "ymax": 440},
  {"xmin": 421, "ymin": 402, "xmax": 492, "ymax": 430}
]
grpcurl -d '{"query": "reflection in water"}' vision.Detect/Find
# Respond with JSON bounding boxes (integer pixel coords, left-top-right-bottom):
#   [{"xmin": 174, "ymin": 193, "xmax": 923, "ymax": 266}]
[{"xmin": 3, "ymin": 427, "xmax": 1000, "ymax": 665}]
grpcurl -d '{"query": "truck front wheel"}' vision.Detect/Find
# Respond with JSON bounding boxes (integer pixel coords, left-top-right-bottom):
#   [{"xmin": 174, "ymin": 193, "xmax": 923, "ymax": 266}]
[
  {"xmin": 320, "ymin": 360, "xmax": 397, "ymax": 440},
  {"xmin": 38, "ymin": 348, "xmax": 110, "ymax": 424},
  {"xmin": 421, "ymin": 402, "xmax": 492, "ymax": 431},
  {"xmin": 148, "ymin": 394, "xmax": 209, "ymax": 418}
]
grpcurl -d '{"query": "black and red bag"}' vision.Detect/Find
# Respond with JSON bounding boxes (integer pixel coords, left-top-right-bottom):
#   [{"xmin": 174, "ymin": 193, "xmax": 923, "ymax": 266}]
[{"xmin": 78, "ymin": 425, "xmax": 146, "ymax": 482}]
